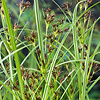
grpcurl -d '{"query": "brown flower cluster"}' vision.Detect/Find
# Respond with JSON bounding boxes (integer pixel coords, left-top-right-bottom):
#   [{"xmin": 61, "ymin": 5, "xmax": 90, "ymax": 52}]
[
  {"xmin": 57, "ymin": 2, "xmax": 72, "ymax": 15},
  {"xmin": 5, "ymin": 62, "xmax": 10, "ymax": 74},
  {"xmin": 43, "ymin": 8, "xmax": 55, "ymax": 23},
  {"xmin": 24, "ymin": 31, "xmax": 36, "ymax": 46},
  {"xmin": 16, "ymin": 0, "xmax": 31, "ymax": 14},
  {"xmin": 86, "ymin": 0, "xmax": 92, "ymax": 5},
  {"xmin": 13, "ymin": 22, "xmax": 22, "ymax": 31},
  {"xmin": 20, "ymin": 66, "xmax": 42, "ymax": 100}
]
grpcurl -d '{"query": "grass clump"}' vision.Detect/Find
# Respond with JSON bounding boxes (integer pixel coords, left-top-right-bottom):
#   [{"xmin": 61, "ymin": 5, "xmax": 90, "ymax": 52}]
[{"xmin": 0, "ymin": 0, "xmax": 100, "ymax": 100}]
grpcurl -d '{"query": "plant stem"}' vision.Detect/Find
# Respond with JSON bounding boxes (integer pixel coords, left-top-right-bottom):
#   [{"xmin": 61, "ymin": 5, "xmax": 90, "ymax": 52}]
[
  {"xmin": 34, "ymin": 0, "xmax": 44, "ymax": 60},
  {"xmin": 1, "ymin": 0, "xmax": 25, "ymax": 99}
]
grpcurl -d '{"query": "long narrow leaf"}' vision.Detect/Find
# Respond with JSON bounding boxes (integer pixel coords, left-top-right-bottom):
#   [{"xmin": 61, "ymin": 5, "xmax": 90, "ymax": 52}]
[
  {"xmin": 1, "ymin": 0, "xmax": 25, "ymax": 99},
  {"xmin": 34, "ymin": 0, "xmax": 44, "ymax": 60},
  {"xmin": 0, "ymin": 81, "xmax": 20, "ymax": 100}
]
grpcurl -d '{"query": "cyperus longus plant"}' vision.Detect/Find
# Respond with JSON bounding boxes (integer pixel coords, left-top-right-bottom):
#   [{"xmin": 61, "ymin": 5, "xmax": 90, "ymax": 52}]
[{"xmin": 0, "ymin": 0, "xmax": 100, "ymax": 100}]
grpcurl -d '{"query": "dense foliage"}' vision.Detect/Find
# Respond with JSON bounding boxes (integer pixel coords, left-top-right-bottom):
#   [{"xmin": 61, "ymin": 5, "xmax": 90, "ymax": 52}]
[{"xmin": 0, "ymin": 0, "xmax": 100, "ymax": 100}]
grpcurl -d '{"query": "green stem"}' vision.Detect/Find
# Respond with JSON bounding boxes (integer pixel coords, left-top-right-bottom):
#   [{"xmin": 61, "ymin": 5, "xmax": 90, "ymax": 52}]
[
  {"xmin": 45, "ymin": 23, "xmax": 49, "ymax": 53},
  {"xmin": 1, "ymin": 0, "xmax": 25, "ymax": 99},
  {"xmin": 34, "ymin": 0, "xmax": 44, "ymax": 60},
  {"xmin": 72, "ymin": 1, "xmax": 86, "ymax": 99},
  {"xmin": 0, "ymin": 90, "xmax": 2, "ymax": 100}
]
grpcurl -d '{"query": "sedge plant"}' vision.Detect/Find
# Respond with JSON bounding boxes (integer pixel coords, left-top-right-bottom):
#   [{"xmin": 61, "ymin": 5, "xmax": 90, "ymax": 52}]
[{"xmin": 0, "ymin": 0, "xmax": 100, "ymax": 100}]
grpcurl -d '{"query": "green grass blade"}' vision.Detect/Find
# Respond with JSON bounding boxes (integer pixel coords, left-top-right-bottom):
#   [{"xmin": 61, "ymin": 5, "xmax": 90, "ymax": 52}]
[
  {"xmin": 42, "ymin": 24, "xmax": 72, "ymax": 100},
  {"xmin": 60, "ymin": 67, "xmax": 80, "ymax": 100},
  {"xmin": 34, "ymin": 0, "xmax": 44, "ymax": 60},
  {"xmin": 1, "ymin": 0, "xmax": 25, "ymax": 99},
  {"xmin": 86, "ymin": 76, "xmax": 100, "ymax": 93},
  {"xmin": 0, "ymin": 81, "xmax": 20, "ymax": 100},
  {"xmin": 72, "ymin": 1, "xmax": 86, "ymax": 99},
  {"xmin": 82, "ymin": 17, "xmax": 100, "ymax": 100}
]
